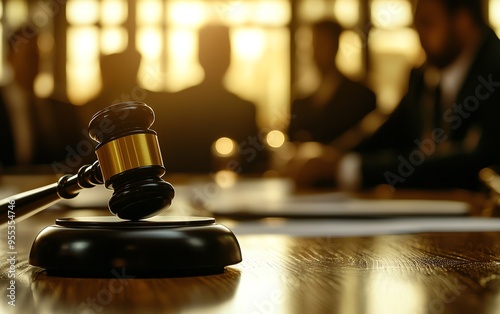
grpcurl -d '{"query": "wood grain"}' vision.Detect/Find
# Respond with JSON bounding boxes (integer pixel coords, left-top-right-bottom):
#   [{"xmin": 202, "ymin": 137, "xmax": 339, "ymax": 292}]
[{"xmin": 2, "ymin": 223, "xmax": 500, "ymax": 313}]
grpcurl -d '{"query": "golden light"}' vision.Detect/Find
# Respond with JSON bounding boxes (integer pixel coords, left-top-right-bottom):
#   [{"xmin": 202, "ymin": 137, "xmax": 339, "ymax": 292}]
[
  {"xmin": 296, "ymin": 142, "xmax": 324, "ymax": 159},
  {"xmin": 266, "ymin": 130, "xmax": 286, "ymax": 148},
  {"xmin": 255, "ymin": 1, "xmax": 290, "ymax": 26},
  {"xmin": 67, "ymin": 26, "xmax": 100, "ymax": 62},
  {"xmin": 137, "ymin": 0, "xmax": 163, "ymax": 25},
  {"xmin": 369, "ymin": 28, "xmax": 420, "ymax": 58},
  {"xmin": 371, "ymin": 0, "xmax": 413, "ymax": 29},
  {"xmin": 67, "ymin": 26, "xmax": 100, "ymax": 105},
  {"xmin": 67, "ymin": 63, "xmax": 101, "ymax": 105},
  {"xmin": 337, "ymin": 30, "xmax": 363, "ymax": 79},
  {"xmin": 67, "ymin": 0, "xmax": 99, "ymax": 25},
  {"xmin": 233, "ymin": 28, "xmax": 265, "ymax": 60},
  {"xmin": 214, "ymin": 170, "xmax": 238, "ymax": 188},
  {"xmin": 5, "ymin": 0, "xmax": 28, "ymax": 29},
  {"xmin": 215, "ymin": 1, "xmax": 249, "ymax": 24},
  {"xmin": 137, "ymin": 27, "xmax": 162, "ymax": 58},
  {"xmin": 168, "ymin": 28, "xmax": 196, "ymax": 58},
  {"xmin": 298, "ymin": 0, "xmax": 326, "ymax": 22},
  {"xmin": 100, "ymin": 0, "xmax": 127, "ymax": 26},
  {"xmin": 490, "ymin": 0, "xmax": 500, "ymax": 27},
  {"xmin": 34, "ymin": 73, "xmax": 54, "ymax": 98},
  {"xmin": 334, "ymin": 0, "xmax": 359, "ymax": 28},
  {"xmin": 164, "ymin": 28, "xmax": 203, "ymax": 91},
  {"xmin": 214, "ymin": 137, "xmax": 237, "ymax": 157},
  {"xmin": 167, "ymin": 1, "xmax": 206, "ymax": 27},
  {"xmin": 101, "ymin": 27, "xmax": 127, "ymax": 54}
]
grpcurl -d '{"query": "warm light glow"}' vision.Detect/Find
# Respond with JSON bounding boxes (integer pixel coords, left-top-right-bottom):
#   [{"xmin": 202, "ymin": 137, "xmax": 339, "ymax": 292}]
[
  {"xmin": 334, "ymin": 0, "xmax": 359, "ymax": 27},
  {"xmin": 369, "ymin": 28, "xmax": 420, "ymax": 58},
  {"xmin": 490, "ymin": 0, "xmax": 500, "ymax": 27},
  {"xmin": 168, "ymin": 1, "xmax": 206, "ymax": 27},
  {"xmin": 137, "ymin": 27, "xmax": 162, "ymax": 58},
  {"xmin": 5, "ymin": 0, "xmax": 28, "ymax": 29},
  {"xmin": 34, "ymin": 73, "xmax": 54, "ymax": 98},
  {"xmin": 213, "ymin": 0, "xmax": 248, "ymax": 24},
  {"xmin": 337, "ymin": 30, "xmax": 364, "ymax": 79},
  {"xmin": 67, "ymin": 63, "xmax": 101, "ymax": 105},
  {"xmin": 138, "ymin": 59, "xmax": 165, "ymax": 91},
  {"xmin": 365, "ymin": 239, "xmax": 426, "ymax": 314},
  {"xmin": 164, "ymin": 28, "xmax": 203, "ymax": 92},
  {"xmin": 298, "ymin": 0, "xmax": 327, "ymax": 22},
  {"xmin": 214, "ymin": 170, "xmax": 238, "ymax": 188},
  {"xmin": 100, "ymin": 0, "xmax": 127, "ymax": 26},
  {"xmin": 371, "ymin": 0, "xmax": 413, "ymax": 29},
  {"xmin": 137, "ymin": 0, "xmax": 163, "ymax": 25},
  {"xmin": 266, "ymin": 130, "xmax": 286, "ymax": 148},
  {"xmin": 101, "ymin": 27, "xmax": 127, "ymax": 55},
  {"xmin": 169, "ymin": 28, "xmax": 196, "ymax": 58},
  {"xmin": 67, "ymin": 26, "xmax": 100, "ymax": 105},
  {"xmin": 214, "ymin": 137, "xmax": 237, "ymax": 156},
  {"xmin": 67, "ymin": 0, "xmax": 99, "ymax": 25},
  {"xmin": 233, "ymin": 28, "xmax": 265, "ymax": 60},
  {"xmin": 296, "ymin": 142, "xmax": 324, "ymax": 159},
  {"xmin": 67, "ymin": 26, "xmax": 100, "ymax": 62},
  {"xmin": 255, "ymin": 1, "xmax": 290, "ymax": 26}
]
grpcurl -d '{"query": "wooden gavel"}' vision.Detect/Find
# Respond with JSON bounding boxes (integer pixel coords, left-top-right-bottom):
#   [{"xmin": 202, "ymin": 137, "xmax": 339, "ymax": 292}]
[{"xmin": 0, "ymin": 102, "xmax": 175, "ymax": 228}]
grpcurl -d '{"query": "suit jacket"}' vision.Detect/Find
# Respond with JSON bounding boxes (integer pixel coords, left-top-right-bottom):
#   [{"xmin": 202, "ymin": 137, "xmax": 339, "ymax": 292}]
[
  {"xmin": 288, "ymin": 76, "xmax": 376, "ymax": 144},
  {"xmin": 356, "ymin": 28, "xmax": 500, "ymax": 190},
  {"xmin": 0, "ymin": 88, "xmax": 83, "ymax": 169},
  {"xmin": 149, "ymin": 82, "xmax": 264, "ymax": 173}
]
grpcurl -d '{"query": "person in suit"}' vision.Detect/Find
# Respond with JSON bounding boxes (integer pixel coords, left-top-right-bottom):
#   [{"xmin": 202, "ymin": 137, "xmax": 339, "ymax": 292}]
[
  {"xmin": 288, "ymin": 20, "xmax": 376, "ymax": 144},
  {"xmin": 0, "ymin": 26, "xmax": 82, "ymax": 170},
  {"xmin": 288, "ymin": 0, "xmax": 500, "ymax": 190},
  {"xmin": 151, "ymin": 25, "xmax": 264, "ymax": 173}
]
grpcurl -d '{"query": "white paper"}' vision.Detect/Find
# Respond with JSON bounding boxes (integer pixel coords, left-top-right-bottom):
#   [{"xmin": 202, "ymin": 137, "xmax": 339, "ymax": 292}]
[{"xmin": 229, "ymin": 217, "xmax": 500, "ymax": 237}]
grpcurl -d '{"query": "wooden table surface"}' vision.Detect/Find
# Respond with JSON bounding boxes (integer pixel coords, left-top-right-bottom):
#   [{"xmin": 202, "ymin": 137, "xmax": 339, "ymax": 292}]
[{"xmin": 1, "ymin": 176, "xmax": 500, "ymax": 313}]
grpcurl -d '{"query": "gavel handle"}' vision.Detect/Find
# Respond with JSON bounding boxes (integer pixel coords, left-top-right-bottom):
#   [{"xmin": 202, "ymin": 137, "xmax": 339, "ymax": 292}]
[{"xmin": 0, "ymin": 162, "xmax": 103, "ymax": 229}]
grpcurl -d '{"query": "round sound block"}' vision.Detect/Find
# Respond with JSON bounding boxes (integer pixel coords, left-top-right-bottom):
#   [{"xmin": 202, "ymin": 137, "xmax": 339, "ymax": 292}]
[{"xmin": 29, "ymin": 216, "xmax": 242, "ymax": 277}]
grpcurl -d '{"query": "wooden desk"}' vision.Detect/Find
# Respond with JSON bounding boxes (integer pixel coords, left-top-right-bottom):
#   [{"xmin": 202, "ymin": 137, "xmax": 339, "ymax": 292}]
[
  {"xmin": 0, "ymin": 176, "xmax": 498, "ymax": 313},
  {"xmin": 1, "ymin": 208, "xmax": 500, "ymax": 314}
]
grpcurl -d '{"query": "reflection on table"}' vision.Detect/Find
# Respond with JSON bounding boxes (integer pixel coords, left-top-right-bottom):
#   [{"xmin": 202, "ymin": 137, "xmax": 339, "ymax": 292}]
[{"xmin": 1, "ymin": 175, "xmax": 499, "ymax": 313}]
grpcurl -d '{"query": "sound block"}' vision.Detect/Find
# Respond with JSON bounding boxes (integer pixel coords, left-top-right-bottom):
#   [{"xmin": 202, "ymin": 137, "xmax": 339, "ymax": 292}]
[{"xmin": 29, "ymin": 216, "xmax": 242, "ymax": 277}]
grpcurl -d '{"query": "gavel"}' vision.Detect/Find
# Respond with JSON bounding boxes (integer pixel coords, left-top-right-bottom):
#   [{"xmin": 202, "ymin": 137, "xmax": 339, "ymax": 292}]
[
  {"xmin": 0, "ymin": 102, "xmax": 241, "ymax": 277},
  {"xmin": 1, "ymin": 102, "xmax": 174, "ymax": 226}
]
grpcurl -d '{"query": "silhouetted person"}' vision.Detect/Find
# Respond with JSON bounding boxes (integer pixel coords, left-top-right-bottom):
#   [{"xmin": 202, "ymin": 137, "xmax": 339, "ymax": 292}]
[
  {"xmin": 288, "ymin": 20, "xmax": 376, "ymax": 144},
  {"xmin": 81, "ymin": 48, "xmax": 142, "ymax": 123},
  {"xmin": 0, "ymin": 26, "xmax": 82, "ymax": 170},
  {"xmin": 289, "ymin": 0, "xmax": 500, "ymax": 190},
  {"xmin": 151, "ymin": 25, "xmax": 263, "ymax": 173}
]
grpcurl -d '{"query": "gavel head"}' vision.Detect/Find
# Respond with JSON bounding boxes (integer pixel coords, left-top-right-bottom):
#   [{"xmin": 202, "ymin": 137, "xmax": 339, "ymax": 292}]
[{"xmin": 88, "ymin": 102, "xmax": 174, "ymax": 220}]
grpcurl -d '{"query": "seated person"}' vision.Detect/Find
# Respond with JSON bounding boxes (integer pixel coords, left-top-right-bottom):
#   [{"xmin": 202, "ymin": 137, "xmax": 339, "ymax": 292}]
[
  {"xmin": 0, "ymin": 26, "xmax": 82, "ymax": 171},
  {"xmin": 288, "ymin": 20, "xmax": 376, "ymax": 145},
  {"xmin": 287, "ymin": 0, "xmax": 500, "ymax": 191},
  {"xmin": 150, "ymin": 25, "xmax": 265, "ymax": 173}
]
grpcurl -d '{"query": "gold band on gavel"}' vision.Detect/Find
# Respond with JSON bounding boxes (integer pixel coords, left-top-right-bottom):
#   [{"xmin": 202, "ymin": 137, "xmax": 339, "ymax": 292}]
[{"xmin": 96, "ymin": 133, "xmax": 164, "ymax": 182}]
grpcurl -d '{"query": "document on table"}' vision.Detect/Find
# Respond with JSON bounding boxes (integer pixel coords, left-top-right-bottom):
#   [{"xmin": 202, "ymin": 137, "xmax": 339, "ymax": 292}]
[
  {"xmin": 229, "ymin": 217, "xmax": 500, "ymax": 237},
  {"xmin": 206, "ymin": 196, "xmax": 470, "ymax": 218}
]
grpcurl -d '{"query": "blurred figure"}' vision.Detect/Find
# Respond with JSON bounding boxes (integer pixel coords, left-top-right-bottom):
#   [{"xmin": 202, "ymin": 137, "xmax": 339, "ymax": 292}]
[
  {"xmin": 151, "ymin": 25, "xmax": 264, "ymax": 173},
  {"xmin": 0, "ymin": 26, "xmax": 82, "ymax": 170},
  {"xmin": 81, "ymin": 48, "xmax": 142, "ymax": 123},
  {"xmin": 288, "ymin": 0, "xmax": 500, "ymax": 190},
  {"xmin": 288, "ymin": 20, "xmax": 376, "ymax": 144}
]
